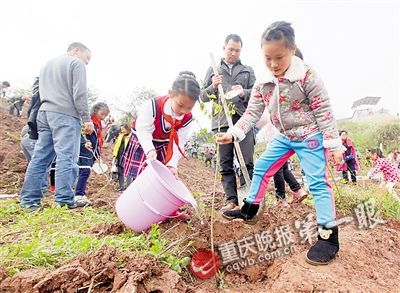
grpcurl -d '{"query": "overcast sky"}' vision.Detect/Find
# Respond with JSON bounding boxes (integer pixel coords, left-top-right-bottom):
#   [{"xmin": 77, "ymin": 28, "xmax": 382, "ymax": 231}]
[{"xmin": 1, "ymin": 0, "xmax": 399, "ymax": 130}]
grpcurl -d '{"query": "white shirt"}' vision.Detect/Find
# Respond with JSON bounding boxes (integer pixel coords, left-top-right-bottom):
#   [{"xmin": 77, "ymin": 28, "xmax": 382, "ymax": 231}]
[
  {"xmin": 135, "ymin": 98, "xmax": 192, "ymax": 169},
  {"xmin": 256, "ymin": 108, "xmax": 280, "ymax": 144}
]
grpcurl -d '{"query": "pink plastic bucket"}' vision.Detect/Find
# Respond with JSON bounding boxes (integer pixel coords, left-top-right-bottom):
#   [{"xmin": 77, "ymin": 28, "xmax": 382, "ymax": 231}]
[{"xmin": 115, "ymin": 160, "xmax": 198, "ymax": 232}]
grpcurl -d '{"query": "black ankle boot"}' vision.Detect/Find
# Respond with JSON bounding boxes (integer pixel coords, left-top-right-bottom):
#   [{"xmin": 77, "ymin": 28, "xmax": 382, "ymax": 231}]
[
  {"xmin": 222, "ymin": 201, "xmax": 259, "ymax": 224},
  {"xmin": 306, "ymin": 225, "xmax": 339, "ymax": 265}
]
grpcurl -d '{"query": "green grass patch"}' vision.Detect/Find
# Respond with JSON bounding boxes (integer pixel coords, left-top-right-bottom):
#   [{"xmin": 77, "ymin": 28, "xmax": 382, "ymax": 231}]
[
  {"xmin": 0, "ymin": 200, "xmax": 190, "ymax": 276},
  {"xmin": 331, "ymin": 183, "xmax": 400, "ymax": 220},
  {"xmin": 298, "ymin": 181, "xmax": 400, "ymax": 220},
  {"xmin": 264, "ymin": 179, "xmax": 400, "ymax": 221}
]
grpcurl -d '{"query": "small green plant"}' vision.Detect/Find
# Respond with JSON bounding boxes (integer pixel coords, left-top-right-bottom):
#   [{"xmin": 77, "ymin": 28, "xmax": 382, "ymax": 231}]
[{"xmin": 216, "ymin": 270, "xmax": 228, "ymax": 289}]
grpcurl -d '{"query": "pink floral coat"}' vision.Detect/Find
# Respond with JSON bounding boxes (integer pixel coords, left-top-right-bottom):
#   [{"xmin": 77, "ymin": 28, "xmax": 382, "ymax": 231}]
[{"xmin": 230, "ymin": 56, "xmax": 341, "ymax": 151}]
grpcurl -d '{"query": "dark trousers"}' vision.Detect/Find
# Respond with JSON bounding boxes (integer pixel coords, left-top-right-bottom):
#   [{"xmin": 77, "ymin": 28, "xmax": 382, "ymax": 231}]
[
  {"xmin": 342, "ymin": 159, "xmax": 357, "ymax": 182},
  {"xmin": 217, "ymin": 127, "xmax": 255, "ymax": 205},
  {"xmin": 50, "ymin": 162, "xmax": 56, "ymax": 186},
  {"xmin": 205, "ymin": 157, "xmax": 212, "ymax": 167},
  {"xmin": 117, "ymin": 165, "xmax": 125, "ymax": 190},
  {"xmin": 273, "ymin": 162, "xmax": 301, "ymax": 199},
  {"xmin": 75, "ymin": 168, "xmax": 91, "ymax": 195}
]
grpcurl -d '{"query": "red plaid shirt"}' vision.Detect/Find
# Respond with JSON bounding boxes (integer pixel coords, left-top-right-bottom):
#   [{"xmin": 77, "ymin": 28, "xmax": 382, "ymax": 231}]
[{"xmin": 370, "ymin": 158, "xmax": 400, "ymax": 183}]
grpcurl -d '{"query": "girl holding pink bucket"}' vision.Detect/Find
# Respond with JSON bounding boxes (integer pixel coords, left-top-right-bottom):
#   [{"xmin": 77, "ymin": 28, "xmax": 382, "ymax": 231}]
[{"xmin": 117, "ymin": 71, "xmax": 201, "ymax": 232}]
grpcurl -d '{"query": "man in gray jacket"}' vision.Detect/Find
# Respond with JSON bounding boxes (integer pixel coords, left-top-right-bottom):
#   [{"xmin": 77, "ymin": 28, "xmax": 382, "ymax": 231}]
[
  {"xmin": 201, "ymin": 34, "xmax": 256, "ymax": 211},
  {"xmin": 20, "ymin": 42, "xmax": 94, "ymax": 211}
]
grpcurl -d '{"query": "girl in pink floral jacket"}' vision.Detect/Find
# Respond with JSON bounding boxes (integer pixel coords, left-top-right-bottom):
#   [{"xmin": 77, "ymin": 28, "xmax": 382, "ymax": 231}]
[{"xmin": 217, "ymin": 21, "xmax": 343, "ymax": 266}]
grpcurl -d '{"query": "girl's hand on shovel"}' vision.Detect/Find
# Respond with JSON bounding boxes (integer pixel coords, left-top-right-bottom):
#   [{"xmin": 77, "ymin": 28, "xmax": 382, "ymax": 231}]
[
  {"xmin": 167, "ymin": 166, "xmax": 179, "ymax": 180},
  {"xmin": 215, "ymin": 133, "xmax": 233, "ymax": 145}
]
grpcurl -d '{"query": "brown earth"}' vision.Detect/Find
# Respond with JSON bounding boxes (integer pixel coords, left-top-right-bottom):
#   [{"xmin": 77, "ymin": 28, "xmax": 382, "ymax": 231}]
[
  {"xmin": 0, "ymin": 247, "xmax": 188, "ymax": 293},
  {"xmin": 1, "ymin": 106, "xmax": 400, "ymax": 292}
]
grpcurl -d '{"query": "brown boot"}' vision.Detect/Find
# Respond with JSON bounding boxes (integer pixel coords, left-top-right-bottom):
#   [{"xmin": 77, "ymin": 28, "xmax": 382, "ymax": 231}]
[
  {"xmin": 220, "ymin": 202, "xmax": 240, "ymax": 212},
  {"xmin": 290, "ymin": 188, "xmax": 308, "ymax": 204}
]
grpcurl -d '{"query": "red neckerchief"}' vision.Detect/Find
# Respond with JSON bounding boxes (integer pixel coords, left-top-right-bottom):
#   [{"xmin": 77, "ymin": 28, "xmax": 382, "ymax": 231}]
[
  {"xmin": 160, "ymin": 98, "xmax": 188, "ymax": 164},
  {"xmin": 91, "ymin": 115, "xmax": 104, "ymax": 151}
]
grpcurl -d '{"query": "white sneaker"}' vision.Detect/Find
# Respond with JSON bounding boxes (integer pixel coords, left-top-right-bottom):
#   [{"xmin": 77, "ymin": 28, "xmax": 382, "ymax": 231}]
[{"xmin": 74, "ymin": 195, "xmax": 91, "ymax": 207}]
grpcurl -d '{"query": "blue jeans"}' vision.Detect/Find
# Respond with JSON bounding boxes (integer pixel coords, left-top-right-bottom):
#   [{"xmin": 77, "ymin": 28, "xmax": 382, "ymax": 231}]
[
  {"xmin": 20, "ymin": 111, "xmax": 81, "ymax": 207},
  {"xmin": 20, "ymin": 138, "xmax": 50, "ymax": 193},
  {"xmin": 246, "ymin": 133, "xmax": 336, "ymax": 227}
]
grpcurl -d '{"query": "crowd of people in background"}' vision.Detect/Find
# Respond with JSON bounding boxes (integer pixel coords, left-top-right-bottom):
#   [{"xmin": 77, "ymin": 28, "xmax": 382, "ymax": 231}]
[
  {"xmin": 0, "ymin": 80, "xmax": 33, "ymax": 116},
  {"xmin": 2, "ymin": 20, "xmax": 399, "ymax": 268}
]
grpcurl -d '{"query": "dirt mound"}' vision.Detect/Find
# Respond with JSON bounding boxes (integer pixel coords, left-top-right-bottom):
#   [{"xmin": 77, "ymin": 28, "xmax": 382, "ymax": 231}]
[
  {"xmin": 158, "ymin": 159, "xmax": 400, "ymax": 292},
  {"xmin": 88, "ymin": 222, "xmax": 126, "ymax": 236},
  {"xmin": 0, "ymin": 247, "xmax": 188, "ymax": 293},
  {"xmin": 0, "ymin": 110, "xmax": 27, "ymax": 195}
]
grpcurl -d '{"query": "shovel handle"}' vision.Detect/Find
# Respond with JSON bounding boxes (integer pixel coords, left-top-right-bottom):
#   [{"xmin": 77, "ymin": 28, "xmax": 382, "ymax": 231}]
[{"xmin": 209, "ymin": 53, "xmax": 252, "ymax": 188}]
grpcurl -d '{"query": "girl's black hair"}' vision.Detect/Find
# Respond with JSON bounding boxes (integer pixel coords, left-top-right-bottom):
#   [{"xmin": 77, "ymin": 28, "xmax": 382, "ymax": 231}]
[
  {"xmin": 171, "ymin": 71, "xmax": 200, "ymax": 101},
  {"xmin": 369, "ymin": 148, "xmax": 384, "ymax": 158},
  {"xmin": 120, "ymin": 123, "xmax": 129, "ymax": 130},
  {"xmin": 261, "ymin": 21, "xmax": 296, "ymax": 49},
  {"xmin": 295, "ymin": 48, "xmax": 303, "ymax": 60},
  {"xmin": 90, "ymin": 102, "xmax": 110, "ymax": 115},
  {"xmin": 339, "ymin": 130, "xmax": 348, "ymax": 135}
]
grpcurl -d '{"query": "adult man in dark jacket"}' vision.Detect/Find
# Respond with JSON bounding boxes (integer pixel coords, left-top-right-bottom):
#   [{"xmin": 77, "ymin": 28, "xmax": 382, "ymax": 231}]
[{"xmin": 201, "ymin": 34, "xmax": 256, "ymax": 211}]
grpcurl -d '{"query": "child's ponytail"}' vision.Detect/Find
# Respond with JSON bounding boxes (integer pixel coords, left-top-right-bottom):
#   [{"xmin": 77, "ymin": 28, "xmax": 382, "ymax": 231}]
[
  {"xmin": 369, "ymin": 148, "xmax": 384, "ymax": 158},
  {"xmin": 172, "ymin": 71, "xmax": 200, "ymax": 101}
]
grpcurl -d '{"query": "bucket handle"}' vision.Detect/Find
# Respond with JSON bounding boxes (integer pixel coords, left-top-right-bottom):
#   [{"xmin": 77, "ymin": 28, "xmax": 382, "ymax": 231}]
[{"xmin": 138, "ymin": 189, "xmax": 181, "ymax": 219}]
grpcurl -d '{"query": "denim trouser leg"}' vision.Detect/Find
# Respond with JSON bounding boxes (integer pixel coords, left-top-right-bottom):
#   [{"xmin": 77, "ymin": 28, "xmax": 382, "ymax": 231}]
[
  {"xmin": 20, "ymin": 142, "xmax": 32, "ymax": 162},
  {"xmin": 20, "ymin": 111, "xmax": 56, "ymax": 207},
  {"xmin": 20, "ymin": 111, "xmax": 81, "ymax": 207},
  {"xmin": 41, "ymin": 171, "xmax": 49, "ymax": 194},
  {"xmin": 49, "ymin": 113, "xmax": 81, "ymax": 205}
]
